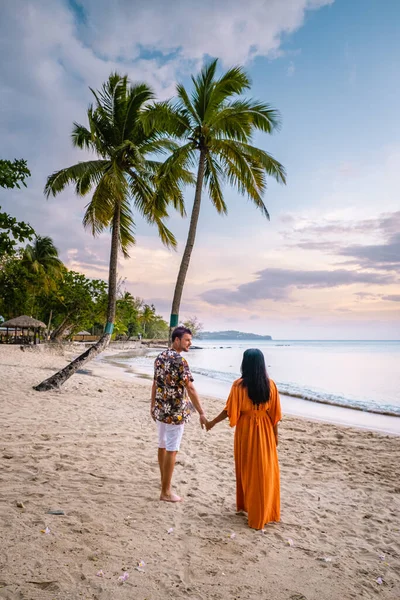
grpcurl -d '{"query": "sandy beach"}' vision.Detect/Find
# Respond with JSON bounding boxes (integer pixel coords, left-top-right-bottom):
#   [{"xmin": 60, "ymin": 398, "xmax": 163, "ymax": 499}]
[{"xmin": 1, "ymin": 344, "xmax": 399, "ymax": 600}]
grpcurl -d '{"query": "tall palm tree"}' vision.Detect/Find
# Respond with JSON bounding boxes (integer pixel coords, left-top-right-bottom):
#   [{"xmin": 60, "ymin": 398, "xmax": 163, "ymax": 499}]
[
  {"xmin": 35, "ymin": 73, "xmax": 193, "ymax": 391},
  {"xmin": 145, "ymin": 59, "xmax": 286, "ymax": 339}
]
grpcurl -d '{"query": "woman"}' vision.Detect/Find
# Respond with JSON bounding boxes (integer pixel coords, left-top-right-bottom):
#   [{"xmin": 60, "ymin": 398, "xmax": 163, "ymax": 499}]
[{"xmin": 206, "ymin": 349, "xmax": 281, "ymax": 530}]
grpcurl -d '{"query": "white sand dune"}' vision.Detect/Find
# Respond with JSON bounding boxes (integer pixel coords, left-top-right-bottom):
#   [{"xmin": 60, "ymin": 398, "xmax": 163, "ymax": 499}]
[{"xmin": 0, "ymin": 345, "xmax": 399, "ymax": 599}]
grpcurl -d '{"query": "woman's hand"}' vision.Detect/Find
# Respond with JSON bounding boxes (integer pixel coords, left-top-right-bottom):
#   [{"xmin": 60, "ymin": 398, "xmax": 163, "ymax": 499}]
[{"xmin": 205, "ymin": 419, "xmax": 214, "ymax": 432}]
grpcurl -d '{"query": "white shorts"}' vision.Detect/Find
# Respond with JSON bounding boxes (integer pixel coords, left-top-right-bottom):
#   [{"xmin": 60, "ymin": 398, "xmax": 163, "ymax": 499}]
[{"xmin": 157, "ymin": 421, "xmax": 185, "ymax": 452}]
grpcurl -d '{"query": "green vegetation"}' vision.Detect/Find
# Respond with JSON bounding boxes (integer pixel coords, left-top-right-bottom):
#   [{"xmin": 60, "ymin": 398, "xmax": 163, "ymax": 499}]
[
  {"xmin": 0, "ymin": 159, "xmax": 31, "ymax": 189},
  {"xmin": 0, "ymin": 158, "xmax": 35, "ymax": 259},
  {"xmin": 0, "ymin": 242, "xmax": 169, "ymax": 341}
]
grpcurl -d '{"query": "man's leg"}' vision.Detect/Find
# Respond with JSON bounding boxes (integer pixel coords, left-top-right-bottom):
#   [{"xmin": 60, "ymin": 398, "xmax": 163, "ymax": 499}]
[
  {"xmin": 158, "ymin": 447, "xmax": 166, "ymax": 479},
  {"xmin": 157, "ymin": 422, "xmax": 167, "ymax": 487},
  {"xmin": 159, "ymin": 423, "xmax": 184, "ymax": 503},
  {"xmin": 160, "ymin": 450, "xmax": 181, "ymax": 502}
]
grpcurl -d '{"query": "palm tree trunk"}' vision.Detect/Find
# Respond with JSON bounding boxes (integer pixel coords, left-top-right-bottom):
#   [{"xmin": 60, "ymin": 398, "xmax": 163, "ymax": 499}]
[
  {"xmin": 34, "ymin": 205, "xmax": 121, "ymax": 391},
  {"xmin": 169, "ymin": 149, "xmax": 206, "ymax": 343},
  {"xmin": 50, "ymin": 316, "xmax": 71, "ymax": 341}
]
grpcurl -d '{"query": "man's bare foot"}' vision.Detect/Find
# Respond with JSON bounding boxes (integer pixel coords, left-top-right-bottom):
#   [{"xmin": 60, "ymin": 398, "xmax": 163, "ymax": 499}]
[{"xmin": 160, "ymin": 493, "xmax": 183, "ymax": 502}]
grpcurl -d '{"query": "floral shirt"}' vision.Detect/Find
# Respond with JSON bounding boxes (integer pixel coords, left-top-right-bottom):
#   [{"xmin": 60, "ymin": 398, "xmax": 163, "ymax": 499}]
[{"xmin": 152, "ymin": 349, "xmax": 193, "ymax": 424}]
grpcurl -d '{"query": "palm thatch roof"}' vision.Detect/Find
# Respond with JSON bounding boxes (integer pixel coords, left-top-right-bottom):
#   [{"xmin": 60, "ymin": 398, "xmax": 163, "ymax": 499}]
[
  {"xmin": 76, "ymin": 330, "xmax": 91, "ymax": 336},
  {"xmin": 1, "ymin": 315, "xmax": 46, "ymax": 328}
]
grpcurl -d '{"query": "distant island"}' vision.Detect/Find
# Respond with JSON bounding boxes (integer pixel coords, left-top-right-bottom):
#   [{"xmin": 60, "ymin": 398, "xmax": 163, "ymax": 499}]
[{"xmin": 197, "ymin": 330, "xmax": 272, "ymax": 341}]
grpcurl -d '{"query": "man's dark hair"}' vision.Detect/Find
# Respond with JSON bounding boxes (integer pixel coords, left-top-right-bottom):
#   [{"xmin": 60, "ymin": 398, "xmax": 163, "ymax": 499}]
[{"xmin": 172, "ymin": 326, "xmax": 192, "ymax": 342}]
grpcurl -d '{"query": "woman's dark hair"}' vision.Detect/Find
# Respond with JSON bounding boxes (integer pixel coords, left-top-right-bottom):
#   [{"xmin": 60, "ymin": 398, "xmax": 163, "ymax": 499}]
[
  {"xmin": 240, "ymin": 348, "xmax": 270, "ymax": 406},
  {"xmin": 172, "ymin": 326, "xmax": 192, "ymax": 342}
]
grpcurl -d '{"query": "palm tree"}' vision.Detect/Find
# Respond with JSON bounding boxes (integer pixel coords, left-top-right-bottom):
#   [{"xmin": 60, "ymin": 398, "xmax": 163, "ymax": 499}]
[
  {"xmin": 22, "ymin": 235, "xmax": 63, "ymax": 318},
  {"xmin": 22, "ymin": 235, "xmax": 63, "ymax": 289},
  {"xmin": 140, "ymin": 303, "xmax": 156, "ymax": 337},
  {"xmin": 34, "ymin": 73, "xmax": 193, "ymax": 391},
  {"xmin": 145, "ymin": 59, "xmax": 286, "ymax": 339}
]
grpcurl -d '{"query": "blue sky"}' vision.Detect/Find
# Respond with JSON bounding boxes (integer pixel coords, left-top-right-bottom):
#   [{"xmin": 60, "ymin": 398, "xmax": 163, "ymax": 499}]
[{"xmin": 0, "ymin": 0, "xmax": 399, "ymax": 338}]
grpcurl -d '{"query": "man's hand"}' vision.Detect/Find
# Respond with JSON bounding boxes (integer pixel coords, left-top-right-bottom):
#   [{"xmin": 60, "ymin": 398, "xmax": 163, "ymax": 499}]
[
  {"xmin": 150, "ymin": 405, "xmax": 156, "ymax": 422},
  {"xmin": 199, "ymin": 413, "xmax": 207, "ymax": 429}
]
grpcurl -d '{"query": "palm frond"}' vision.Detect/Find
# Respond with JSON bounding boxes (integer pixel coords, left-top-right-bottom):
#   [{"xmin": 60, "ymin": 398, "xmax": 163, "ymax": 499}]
[
  {"xmin": 176, "ymin": 84, "xmax": 199, "ymax": 126},
  {"xmin": 140, "ymin": 137, "xmax": 182, "ymax": 156},
  {"xmin": 211, "ymin": 138, "xmax": 267, "ymax": 212},
  {"xmin": 227, "ymin": 141, "xmax": 286, "ymax": 184},
  {"xmin": 72, "ymin": 123, "xmax": 96, "ymax": 151},
  {"xmin": 191, "ymin": 59, "xmax": 218, "ymax": 121},
  {"xmin": 119, "ymin": 197, "xmax": 136, "ymax": 257},
  {"xmin": 44, "ymin": 160, "xmax": 109, "ymax": 198},
  {"xmin": 122, "ymin": 82, "xmax": 155, "ymax": 140},
  {"xmin": 141, "ymin": 100, "xmax": 191, "ymax": 138},
  {"xmin": 204, "ymin": 156, "xmax": 227, "ymax": 214},
  {"xmin": 214, "ymin": 65, "xmax": 251, "ymax": 97},
  {"xmin": 209, "ymin": 99, "xmax": 281, "ymax": 139},
  {"xmin": 153, "ymin": 217, "xmax": 177, "ymax": 249},
  {"xmin": 90, "ymin": 73, "xmax": 128, "ymax": 137},
  {"xmin": 203, "ymin": 64, "xmax": 251, "ymax": 122},
  {"xmin": 82, "ymin": 176, "xmax": 115, "ymax": 236}
]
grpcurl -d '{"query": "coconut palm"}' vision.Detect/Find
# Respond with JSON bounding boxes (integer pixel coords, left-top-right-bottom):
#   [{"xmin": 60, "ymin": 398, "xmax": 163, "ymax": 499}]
[
  {"xmin": 35, "ymin": 73, "xmax": 193, "ymax": 391},
  {"xmin": 22, "ymin": 235, "xmax": 63, "ymax": 290},
  {"xmin": 140, "ymin": 303, "xmax": 156, "ymax": 337},
  {"xmin": 145, "ymin": 59, "xmax": 286, "ymax": 339}
]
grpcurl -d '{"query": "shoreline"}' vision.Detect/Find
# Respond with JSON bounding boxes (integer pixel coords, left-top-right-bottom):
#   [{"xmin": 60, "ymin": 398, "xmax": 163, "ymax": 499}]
[
  {"xmin": 1, "ymin": 344, "xmax": 400, "ymax": 599},
  {"xmin": 100, "ymin": 348, "xmax": 400, "ymax": 437}
]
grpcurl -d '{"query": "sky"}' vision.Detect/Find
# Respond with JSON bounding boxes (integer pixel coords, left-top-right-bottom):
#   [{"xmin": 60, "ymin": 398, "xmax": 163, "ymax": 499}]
[{"xmin": 0, "ymin": 0, "xmax": 399, "ymax": 339}]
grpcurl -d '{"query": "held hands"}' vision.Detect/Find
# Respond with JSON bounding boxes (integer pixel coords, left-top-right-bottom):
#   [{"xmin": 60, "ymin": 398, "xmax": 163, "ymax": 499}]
[
  {"xmin": 198, "ymin": 413, "xmax": 215, "ymax": 431},
  {"xmin": 199, "ymin": 413, "xmax": 208, "ymax": 430}
]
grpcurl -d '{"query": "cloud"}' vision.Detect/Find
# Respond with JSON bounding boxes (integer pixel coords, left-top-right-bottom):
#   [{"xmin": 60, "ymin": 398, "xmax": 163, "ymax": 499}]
[
  {"xmin": 339, "ymin": 232, "xmax": 400, "ymax": 271},
  {"xmin": 283, "ymin": 210, "xmax": 400, "ymax": 272},
  {"xmin": 0, "ymin": 0, "xmax": 334, "ymax": 271},
  {"xmin": 353, "ymin": 292, "xmax": 379, "ymax": 300},
  {"xmin": 382, "ymin": 295, "xmax": 400, "ymax": 302},
  {"xmin": 70, "ymin": 0, "xmax": 334, "ymax": 65},
  {"xmin": 201, "ymin": 267, "xmax": 394, "ymax": 305}
]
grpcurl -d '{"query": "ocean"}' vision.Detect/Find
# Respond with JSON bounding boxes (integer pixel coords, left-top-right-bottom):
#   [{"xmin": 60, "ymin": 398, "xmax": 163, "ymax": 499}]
[{"xmin": 115, "ymin": 340, "xmax": 400, "ymax": 435}]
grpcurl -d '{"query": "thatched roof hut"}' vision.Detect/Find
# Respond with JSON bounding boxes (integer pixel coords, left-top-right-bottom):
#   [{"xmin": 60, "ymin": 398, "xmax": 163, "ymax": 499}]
[
  {"xmin": 0, "ymin": 315, "xmax": 46, "ymax": 345},
  {"xmin": 1, "ymin": 316, "xmax": 46, "ymax": 328}
]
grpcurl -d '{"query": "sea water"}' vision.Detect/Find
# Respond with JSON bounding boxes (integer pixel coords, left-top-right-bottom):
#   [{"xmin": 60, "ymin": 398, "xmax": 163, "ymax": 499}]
[{"xmin": 117, "ymin": 340, "xmax": 400, "ymax": 434}]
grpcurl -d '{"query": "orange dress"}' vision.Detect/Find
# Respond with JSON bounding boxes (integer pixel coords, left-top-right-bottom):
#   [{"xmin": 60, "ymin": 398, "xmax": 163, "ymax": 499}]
[{"xmin": 225, "ymin": 378, "xmax": 282, "ymax": 529}]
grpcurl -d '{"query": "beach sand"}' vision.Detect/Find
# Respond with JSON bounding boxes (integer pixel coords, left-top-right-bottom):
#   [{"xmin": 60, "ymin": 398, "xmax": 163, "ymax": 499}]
[{"xmin": 0, "ymin": 345, "xmax": 399, "ymax": 600}]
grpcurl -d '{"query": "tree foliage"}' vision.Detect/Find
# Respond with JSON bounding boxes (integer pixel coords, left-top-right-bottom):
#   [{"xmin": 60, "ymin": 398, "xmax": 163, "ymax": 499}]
[
  {"xmin": 0, "ymin": 159, "xmax": 31, "ymax": 189},
  {"xmin": 183, "ymin": 316, "xmax": 204, "ymax": 338},
  {"xmin": 0, "ymin": 158, "xmax": 35, "ymax": 259},
  {"xmin": 0, "ymin": 210, "xmax": 35, "ymax": 259}
]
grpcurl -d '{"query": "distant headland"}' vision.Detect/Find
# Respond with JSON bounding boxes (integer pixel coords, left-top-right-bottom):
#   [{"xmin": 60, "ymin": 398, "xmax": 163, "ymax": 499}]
[{"xmin": 197, "ymin": 330, "xmax": 272, "ymax": 341}]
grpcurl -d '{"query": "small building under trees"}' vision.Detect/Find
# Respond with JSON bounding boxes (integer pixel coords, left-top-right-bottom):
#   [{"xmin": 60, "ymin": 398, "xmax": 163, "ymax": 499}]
[{"xmin": 0, "ymin": 315, "xmax": 46, "ymax": 345}]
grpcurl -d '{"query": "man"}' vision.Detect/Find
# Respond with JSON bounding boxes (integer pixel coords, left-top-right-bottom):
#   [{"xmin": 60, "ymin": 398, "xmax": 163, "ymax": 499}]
[{"xmin": 151, "ymin": 326, "xmax": 206, "ymax": 502}]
